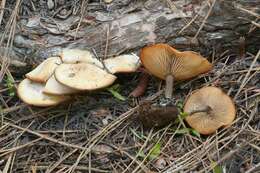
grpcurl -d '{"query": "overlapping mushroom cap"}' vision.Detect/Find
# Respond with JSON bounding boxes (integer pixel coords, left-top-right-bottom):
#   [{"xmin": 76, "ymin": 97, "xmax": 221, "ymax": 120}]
[
  {"xmin": 140, "ymin": 43, "xmax": 212, "ymax": 80},
  {"xmin": 104, "ymin": 54, "xmax": 141, "ymax": 74},
  {"xmin": 44, "ymin": 75, "xmax": 78, "ymax": 95},
  {"xmin": 60, "ymin": 49, "xmax": 103, "ymax": 68},
  {"xmin": 25, "ymin": 57, "xmax": 62, "ymax": 83},
  {"xmin": 55, "ymin": 63, "xmax": 117, "ymax": 90},
  {"xmin": 184, "ymin": 86, "xmax": 236, "ymax": 135},
  {"xmin": 18, "ymin": 78, "xmax": 70, "ymax": 107}
]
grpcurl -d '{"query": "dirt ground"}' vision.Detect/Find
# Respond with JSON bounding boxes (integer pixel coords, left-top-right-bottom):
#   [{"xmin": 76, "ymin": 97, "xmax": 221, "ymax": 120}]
[{"xmin": 0, "ymin": 0, "xmax": 259, "ymax": 173}]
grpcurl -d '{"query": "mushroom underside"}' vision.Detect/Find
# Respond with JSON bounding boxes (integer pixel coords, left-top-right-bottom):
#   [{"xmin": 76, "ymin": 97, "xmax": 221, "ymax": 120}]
[{"xmin": 184, "ymin": 86, "xmax": 236, "ymax": 135}]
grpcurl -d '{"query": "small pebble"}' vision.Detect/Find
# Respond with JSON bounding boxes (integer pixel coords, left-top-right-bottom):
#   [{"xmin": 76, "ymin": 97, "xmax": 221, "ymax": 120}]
[{"xmin": 154, "ymin": 157, "xmax": 167, "ymax": 170}]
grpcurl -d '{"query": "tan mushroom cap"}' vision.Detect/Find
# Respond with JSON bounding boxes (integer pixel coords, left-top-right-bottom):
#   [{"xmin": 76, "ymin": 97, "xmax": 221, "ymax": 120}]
[
  {"xmin": 184, "ymin": 86, "xmax": 236, "ymax": 135},
  {"xmin": 26, "ymin": 57, "xmax": 62, "ymax": 83},
  {"xmin": 140, "ymin": 44, "xmax": 212, "ymax": 80},
  {"xmin": 60, "ymin": 49, "xmax": 103, "ymax": 67},
  {"xmin": 17, "ymin": 78, "xmax": 70, "ymax": 107},
  {"xmin": 104, "ymin": 54, "xmax": 141, "ymax": 74},
  {"xmin": 55, "ymin": 63, "xmax": 117, "ymax": 90},
  {"xmin": 43, "ymin": 75, "xmax": 79, "ymax": 95}
]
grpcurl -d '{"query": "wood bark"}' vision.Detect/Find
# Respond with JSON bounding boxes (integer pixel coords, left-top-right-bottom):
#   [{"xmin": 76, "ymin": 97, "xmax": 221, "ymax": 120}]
[{"xmin": 2, "ymin": 0, "xmax": 260, "ymax": 69}]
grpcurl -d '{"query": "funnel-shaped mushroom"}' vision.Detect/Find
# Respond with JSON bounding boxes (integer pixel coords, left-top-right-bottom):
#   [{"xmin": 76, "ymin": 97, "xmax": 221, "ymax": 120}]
[
  {"xmin": 55, "ymin": 63, "xmax": 117, "ymax": 90},
  {"xmin": 184, "ymin": 86, "xmax": 236, "ymax": 135},
  {"xmin": 26, "ymin": 57, "xmax": 62, "ymax": 83},
  {"xmin": 43, "ymin": 75, "xmax": 79, "ymax": 95},
  {"xmin": 60, "ymin": 49, "xmax": 103, "ymax": 68},
  {"xmin": 17, "ymin": 78, "xmax": 70, "ymax": 107},
  {"xmin": 141, "ymin": 44, "xmax": 212, "ymax": 98},
  {"xmin": 104, "ymin": 54, "xmax": 141, "ymax": 74}
]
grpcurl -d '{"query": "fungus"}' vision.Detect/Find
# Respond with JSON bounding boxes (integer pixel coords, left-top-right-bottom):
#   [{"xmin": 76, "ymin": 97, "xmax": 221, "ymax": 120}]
[
  {"xmin": 140, "ymin": 43, "xmax": 212, "ymax": 98},
  {"xmin": 25, "ymin": 57, "xmax": 62, "ymax": 83},
  {"xmin": 55, "ymin": 63, "xmax": 117, "ymax": 90},
  {"xmin": 17, "ymin": 78, "xmax": 70, "ymax": 107},
  {"xmin": 104, "ymin": 54, "xmax": 141, "ymax": 74},
  {"xmin": 184, "ymin": 86, "xmax": 236, "ymax": 135},
  {"xmin": 43, "ymin": 75, "xmax": 79, "ymax": 95},
  {"xmin": 60, "ymin": 49, "xmax": 103, "ymax": 67}
]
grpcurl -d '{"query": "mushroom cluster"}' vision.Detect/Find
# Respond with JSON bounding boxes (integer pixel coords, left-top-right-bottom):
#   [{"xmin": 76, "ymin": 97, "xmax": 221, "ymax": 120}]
[{"xmin": 18, "ymin": 49, "xmax": 141, "ymax": 106}]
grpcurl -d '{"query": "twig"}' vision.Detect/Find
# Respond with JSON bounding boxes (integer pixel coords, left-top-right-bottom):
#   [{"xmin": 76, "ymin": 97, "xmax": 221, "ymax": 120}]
[
  {"xmin": 251, "ymin": 21, "xmax": 260, "ymax": 28},
  {"xmin": 74, "ymin": 0, "xmax": 88, "ymax": 40},
  {"xmin": 234, "ymin": 50, "xmax": 260, "ymax": 100},
  {"xmin": 193, "ymin": 0, "xmax": 216, "ymax": 40},
  {"xmin": 245, "ymin": 162, "xmax": 260, "ymax": 173},
  {"xmin": 4, "ymin": 122, "xmax": 85, "ymax": 150},
  {"xmin": 0, "ymin": 0, "xmax": 6, "ymax": 26},
  {"xmin": 235, "ymin": 5, "xmax": 260, "ymax": 18},
  {"xmin": 67, "ymin": 107, "xmax": 137, "ymax": 173},
  {"xmin": 0, "ymin": 138, "xmax": 42, "ymax": 157}
]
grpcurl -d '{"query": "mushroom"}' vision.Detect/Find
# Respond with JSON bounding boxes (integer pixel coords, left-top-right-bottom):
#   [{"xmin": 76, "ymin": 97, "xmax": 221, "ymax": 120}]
[
  {"xmin": 17, "ymin": 78, "xmax": 70, "ymax": 107},
  {"xmin": 104, "ymin": 54, "xmax": 141, "ymax": 74},
  {"xmin": 60, "ymin": 49, "xmax": 103, "ymax": 68},
  {"xmin": 55, "ymin": 63, "xmax": 117, "ymax": 90},
  {"xmin": 140, "ymin": 43, "xmax": 212, "ymax": 98},
  {"xmin": 43, "ymin": 75, "xmax": 79, "ymax": 95},
  {"xmin": 184, "ymin": 86, "xmax": 236, "ymax": 135},
  {"xmin": 26, "ymin": 57, "xmax": 62, "ymax": 83}
]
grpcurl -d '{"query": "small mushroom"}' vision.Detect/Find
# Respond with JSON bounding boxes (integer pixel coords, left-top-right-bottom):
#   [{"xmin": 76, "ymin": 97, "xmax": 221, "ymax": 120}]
[
  {"xmin": 26, "ymin": 57, "xmax": 62, "ymax": 83},
  {"xmin": 104, "ymin": 54, "xmax": 141, "ymax": 74},
  {"xmin": 60, "ymin": 49, "xmax": 103, "ymax": 67},
  {"xmin": 55, "ymin": 63, "xmax": 117, "ymax": 90},
  {"xmin": 140, "ymin": 43, "xmax": 212, "ymax": 98},
  {"xmin": 17, "ymin": 78, "xmax": 70, "ymax": 107},
  {"xmin": 43, "ymin": 75, "xmax": 79, "ymax": 95},
  {"xmin": 184, "ymin": 86, "xmax": 236, "ymax": 135}
]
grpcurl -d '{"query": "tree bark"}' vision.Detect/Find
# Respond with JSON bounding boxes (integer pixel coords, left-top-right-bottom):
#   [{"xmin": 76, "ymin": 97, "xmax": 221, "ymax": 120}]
[{"xmin": 2, "ymin": 0, "xmax": 260, "ymax": 68}]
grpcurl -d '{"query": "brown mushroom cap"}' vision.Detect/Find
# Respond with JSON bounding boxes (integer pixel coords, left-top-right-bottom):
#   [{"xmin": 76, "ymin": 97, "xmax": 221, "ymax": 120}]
[
  {"xmin": 184, "ymin": 86, "xmax": 236, "ymax": 135},
  {"xmin": 17, "ymin": 78, "xmax": 70, "ymax": 107},
  {"xmin": 140, "ymin": 44, "xmax": 212, "ymax": 80},
  {"xmin": 55, "ymin": 63, "xmax": 117, "ymax": 90},
  {"xmin": 43, "ymin": 75, "xmax": 79, "ymax": 95},
  {"xmin": 60, "ymin": 49, "xmax": 103, "ymax": 67},
  {"xmin": 25, "ymin": 57, "xmax": 61, "ymax": 83},
  {"xmin": 104, "ymin": 54, "xmax": 141, "ymax": 74}
]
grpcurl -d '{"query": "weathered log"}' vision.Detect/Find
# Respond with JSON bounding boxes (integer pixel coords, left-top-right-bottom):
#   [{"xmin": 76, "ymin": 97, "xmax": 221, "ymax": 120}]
[{"xmin": 3, "ymin": 0, "xmax": 260, "ymax": 67}]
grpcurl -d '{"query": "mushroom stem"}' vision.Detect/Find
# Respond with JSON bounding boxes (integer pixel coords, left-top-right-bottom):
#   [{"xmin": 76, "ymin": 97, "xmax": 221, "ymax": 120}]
[
  {"xmin": 165, "ymin": 75, "xmax": 174, "ymax": 99},
  {"xmin": 189, "ymin": 106, "xmax": 212, "ymax": 115}
]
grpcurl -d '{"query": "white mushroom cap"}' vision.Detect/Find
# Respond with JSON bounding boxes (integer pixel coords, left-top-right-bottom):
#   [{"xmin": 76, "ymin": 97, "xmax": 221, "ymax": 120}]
[
  {"xmin": 17, "ymin": 78, "xmax": 70, "ymax": 107},
  {"xmin": 104, "ymin": 54, "xmax": 141, "ymax": 74},
  {"xmin": 60, "ymin": 49, "xmax": 103, "ymax": 68},
  {"xmin": 25, "ymin": 57, "xmax": 62, "ymax": 83},
  {"xmin": 43, "ymin": 75, "xmax": 79, "ymax": 95},
  {"xmin": 55, "ymin": 63, "xmax": 117, "ymax": 90}
]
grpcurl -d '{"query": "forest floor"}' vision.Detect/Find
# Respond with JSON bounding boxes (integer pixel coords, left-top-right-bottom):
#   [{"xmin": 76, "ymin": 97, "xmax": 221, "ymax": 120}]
[{"xmin": 0, "ymin": 0, "xmax": 259, "ymax": 173}]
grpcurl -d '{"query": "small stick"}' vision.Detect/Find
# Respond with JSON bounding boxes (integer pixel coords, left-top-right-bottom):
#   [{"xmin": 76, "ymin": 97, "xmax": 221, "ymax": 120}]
[{"xmin": 165, "ymin": 75, "xmax": 174, "ymax": 99}]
